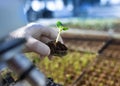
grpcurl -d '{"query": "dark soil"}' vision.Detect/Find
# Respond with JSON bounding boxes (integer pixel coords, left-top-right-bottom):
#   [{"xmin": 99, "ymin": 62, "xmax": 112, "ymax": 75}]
[{"xmin": 46, "ymin": 41, "xmax": 68, "ymax": 56}]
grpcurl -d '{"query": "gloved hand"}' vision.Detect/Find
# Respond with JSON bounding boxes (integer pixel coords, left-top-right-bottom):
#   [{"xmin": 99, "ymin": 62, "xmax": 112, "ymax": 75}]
[{"xmin": 9, "ymin": 23, "xmax": 63, "ymax": 57}]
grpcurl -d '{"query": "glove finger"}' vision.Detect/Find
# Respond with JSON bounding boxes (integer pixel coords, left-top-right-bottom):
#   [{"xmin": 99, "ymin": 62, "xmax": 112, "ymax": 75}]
[
  {"xmin": 40, "ymin": 36, "xmax": 51, "ymax": 43},
  {"xmin": 26, "ymin": 23, "xmax": 64, "ymax": 43},
  {"xmin": 47, "ymin": 28, "xmax": 64, "ymax": 43},
  {"xmin": 38, "ymin": 27, "xmax": 64, "ymax": 43},
  {"xmin": 26, "ymin": 37, "xmax": 50, "ymax": 56}
]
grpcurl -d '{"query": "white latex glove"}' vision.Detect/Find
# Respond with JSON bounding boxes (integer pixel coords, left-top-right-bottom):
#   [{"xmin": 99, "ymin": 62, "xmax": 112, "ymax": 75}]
[{"xmin": 9, "ymin": 23, "xmax": 63, "ymax": 57}]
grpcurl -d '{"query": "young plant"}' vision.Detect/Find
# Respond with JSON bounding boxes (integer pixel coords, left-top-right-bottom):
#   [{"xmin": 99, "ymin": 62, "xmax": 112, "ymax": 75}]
[{"xmin": 55, "ymin": 21, "xmax": 69, "ymax": 43}]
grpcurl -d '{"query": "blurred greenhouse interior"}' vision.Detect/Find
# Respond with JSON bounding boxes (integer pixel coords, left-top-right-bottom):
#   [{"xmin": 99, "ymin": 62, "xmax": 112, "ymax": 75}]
[
  {"xmin": 23, "ymin": 0, "xmax": 120, "ymax": 86},
  {"xmin": 24, "ymin": 0, "xmax": 120, "ymax": 22},
  {"xmin": 1, "ymin": 0, "xmax": 120, "ymax": 86}
]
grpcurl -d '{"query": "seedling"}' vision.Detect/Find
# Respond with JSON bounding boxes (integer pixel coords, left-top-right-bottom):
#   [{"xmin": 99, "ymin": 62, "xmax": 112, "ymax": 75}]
[
  {"xmin": 55, "ymin": 21, "xmax": 69, "ymax": 43},
  {"xmin": 46, "ymin": 21, "xmax": 68, "ymax": 56}
]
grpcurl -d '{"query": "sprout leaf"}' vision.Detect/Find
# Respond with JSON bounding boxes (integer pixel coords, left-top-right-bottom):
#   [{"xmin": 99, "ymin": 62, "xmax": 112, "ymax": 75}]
[
  {"xmin": 56, "ymin": 21, "xmax": 69, "ymax": 31},
  {"xmin": 62, "ymin": 27, "xmax": 69, "ymax": 31},
  {"xmin": 56, "ymin": 21, "xmax": 63, "ymax": 28}
]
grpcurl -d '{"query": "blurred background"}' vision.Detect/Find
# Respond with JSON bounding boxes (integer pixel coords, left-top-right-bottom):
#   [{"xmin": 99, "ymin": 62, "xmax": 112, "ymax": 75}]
[
  {"xmin": 24, "ymin": 0, "xmax": 120, "ymax": 22},
  {"xmin": 24, "ymin": 0, "xmax": 120, "ymax": 86},
  {"xmin": 2, "ymin": 0, "xmax": 120, "ymax": 86}
]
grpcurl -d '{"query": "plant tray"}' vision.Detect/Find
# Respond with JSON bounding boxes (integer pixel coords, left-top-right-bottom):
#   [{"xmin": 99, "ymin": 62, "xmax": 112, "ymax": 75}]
[
  {"xmin": 99, "ymin": 39, "xmax": 120, "ymax": 59},
  {"xmin": 73, "ymin": 57, "xmax": 120, "ymax": 86}
]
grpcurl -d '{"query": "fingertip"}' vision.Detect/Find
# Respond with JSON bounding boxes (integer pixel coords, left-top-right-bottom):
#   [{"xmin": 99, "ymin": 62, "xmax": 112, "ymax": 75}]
[
  {"xmin": 37, "ymin": 44, "xmax": 50, "ymax": 56},
  {"xmin": 43, "ymin": 45, "xmax": 50, "ymax": 56},
  {"xmin": 26, "ymin": 37, "xmax": 51, "ymax": 57}
]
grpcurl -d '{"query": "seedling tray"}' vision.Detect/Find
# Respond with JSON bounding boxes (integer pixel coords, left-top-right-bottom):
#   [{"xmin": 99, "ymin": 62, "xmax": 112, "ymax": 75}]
[
  {"xmin": 73, "ymin": 56, "xmax": 120, "ymax": 86},
  {"xmin": 98, "ymin": 38, "xmax": 120, "ymax": 59}
]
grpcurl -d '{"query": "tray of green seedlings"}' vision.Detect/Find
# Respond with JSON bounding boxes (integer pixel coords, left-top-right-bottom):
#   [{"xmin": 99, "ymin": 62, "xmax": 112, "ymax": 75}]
[
  {"xmin": 73, "ymin": 56, "xmax": 120, "ymax": 86},
  {"xmin": 99, "ymin": 38, "xmax": 120, "ymax": 59}
]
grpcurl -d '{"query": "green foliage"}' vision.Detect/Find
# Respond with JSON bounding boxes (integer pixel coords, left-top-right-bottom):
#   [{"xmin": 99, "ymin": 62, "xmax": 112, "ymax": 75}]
[
  {"xmin": 49, "ymin": 18, "xmax": 120, "ymax": 31},
  {"xmin": 56, "ymin": 21, "xmax": 69, "ymax": 31},
  {"xmin": 26, "ymin": 51, "xmax": 96, "ymax": 86},
  {"xmin": 64, "ymin": 18, "xmax": 116, "ymax": 30}
]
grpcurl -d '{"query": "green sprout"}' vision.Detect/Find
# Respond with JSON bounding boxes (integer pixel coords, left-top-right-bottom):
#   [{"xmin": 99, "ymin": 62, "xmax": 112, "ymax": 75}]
[{"xmin": 55, "ymin": 21, "xmax": 69, "ymax": 43}]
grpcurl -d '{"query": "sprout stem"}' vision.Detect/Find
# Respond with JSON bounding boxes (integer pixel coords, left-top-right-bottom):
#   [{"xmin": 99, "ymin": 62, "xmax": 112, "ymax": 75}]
[{"xmin": 55, "ymin": 29, "xmax": 61, "ymax": 43}]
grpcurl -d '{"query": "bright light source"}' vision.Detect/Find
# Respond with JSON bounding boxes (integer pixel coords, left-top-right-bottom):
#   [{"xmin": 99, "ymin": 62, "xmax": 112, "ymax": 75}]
[
  {"xmin": 66, "ymin": 4, "xmax": 74, "ymax": 11},
  {"xmin": 46, "ymin": 1, "xmax": 56, "ymax": 11},
  {"xmin": 110, "ymin": 0, "xmax": 120, "ymax": 5},
  {"xmin": 31, "ymin": 0, "xmax": 45, "ymax": 12},
  {"xmin": 101, "ymin": 0, "xmax": 120, "ymax": 5},
  {"xmin": 101, "ymin": 0, "xmax": 108, "ymax": 5},
  {"xmin": 55, "ymin": 0, "xmax": 64, "ymax": 10}
]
